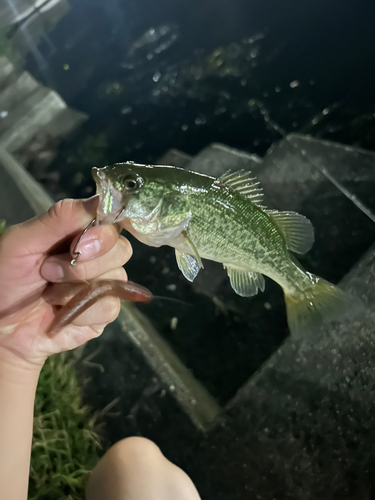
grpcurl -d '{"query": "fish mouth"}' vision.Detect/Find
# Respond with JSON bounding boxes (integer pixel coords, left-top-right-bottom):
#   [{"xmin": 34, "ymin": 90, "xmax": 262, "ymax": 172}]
[{"xmin": 92, "ymin": 167, "xmax": 125, "ymax": 224}]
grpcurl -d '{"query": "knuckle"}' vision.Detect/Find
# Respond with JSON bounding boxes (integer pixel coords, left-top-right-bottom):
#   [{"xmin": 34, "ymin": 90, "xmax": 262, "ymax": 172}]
[
  {"xmin": 91, "ymin": 325, "xmax": 105, "ymax": 338},
  {"xmin": 78, "ymin": 259, "xmax": 101, "ymax": 282},
  {"xmin": 107, "ymin": 437, "xmax": 161, "ymax": 463},
  {"xmin": 0, "ymin": 222, "xmax": 36, "ymax": 258},
  {"xmin": 47, "ymin": 199, "xmax": 76, "ymax": 222},
  {"xmin": 0, "ymin": 224, "xmax": 20, "ymax": 253},
  {"xmin": 72, "ymin": 252, "xmax": 128, "ymax": 283}
]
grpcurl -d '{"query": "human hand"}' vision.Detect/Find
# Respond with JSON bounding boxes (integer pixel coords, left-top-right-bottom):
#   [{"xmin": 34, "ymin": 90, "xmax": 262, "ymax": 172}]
[{"xmin": 0, "ymin": 197, "xmax": 132, "ymax": 371}]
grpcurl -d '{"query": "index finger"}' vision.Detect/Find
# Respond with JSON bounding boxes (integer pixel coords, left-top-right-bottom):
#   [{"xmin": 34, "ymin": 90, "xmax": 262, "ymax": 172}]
[{"xmin": 1, "ymin": 197, "xmax": 100, "ymax": 259}]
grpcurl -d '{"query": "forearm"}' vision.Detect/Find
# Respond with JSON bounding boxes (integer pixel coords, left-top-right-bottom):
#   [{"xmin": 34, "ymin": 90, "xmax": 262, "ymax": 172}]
[{"xmin": 0, "ymin": 348, "xmax": 41, "ymax": 500}]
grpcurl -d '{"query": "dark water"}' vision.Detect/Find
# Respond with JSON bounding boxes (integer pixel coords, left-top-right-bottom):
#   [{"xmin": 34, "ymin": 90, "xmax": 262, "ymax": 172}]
[
  {"xmin": 22, "ymin": 0, "xmax": 375, "ymax": 403},
  {"xmin": 24, "ymin": 0, "xmax": 375, "ymax": 198}
]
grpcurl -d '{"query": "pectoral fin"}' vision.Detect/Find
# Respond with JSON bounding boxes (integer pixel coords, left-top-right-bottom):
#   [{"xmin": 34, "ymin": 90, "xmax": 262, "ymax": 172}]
[
  {"xmin": 176, "ymin": 250, "xmax": 200, "ymax": 282},
  {"xmin": 182, "ymin": 231, "xmax": 204, "ymax": 269},
  {"xmin": 224, "ymin": 264, "xmax": 265, "ymax": 297},
  {"xmin": 175, "ymin": 231, "xmax": 203, "ymax": 282}
]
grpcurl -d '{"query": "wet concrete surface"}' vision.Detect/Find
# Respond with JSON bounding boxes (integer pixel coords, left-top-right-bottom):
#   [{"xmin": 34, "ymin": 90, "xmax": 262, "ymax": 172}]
[{"xmin": 77, "ymin": 137, "xmax": 375, "ymax": 499}]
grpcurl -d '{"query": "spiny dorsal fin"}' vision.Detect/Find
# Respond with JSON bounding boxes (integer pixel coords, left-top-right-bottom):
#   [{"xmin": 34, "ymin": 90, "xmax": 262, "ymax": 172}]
[
  {"xmin": 267, "ymin": 210, "xmax": 314, "ymax": 254},
  {"xmin": 223, "ymin": 264, "xmax": 265, "ymax": 297},
  {"xmin": 219, "ymin": 170, "xmax": 264, "ymax": 207}
]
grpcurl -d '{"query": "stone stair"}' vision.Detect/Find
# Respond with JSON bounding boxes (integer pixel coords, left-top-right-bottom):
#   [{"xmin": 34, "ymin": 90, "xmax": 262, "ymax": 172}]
[
  {"xmin": 0, "ymin": 56, "xmax": 87, "ymax": 158},
  {"xmin": 0, "ymin": 0, "xmax": 69, "ymax": 57},
  {"xmin": 81, "ymin": 136, "xmax": 375, "ymax": 500},
  {"xmin": 0, "ymin": 132, "xmax": 375, "ymax": 499}
]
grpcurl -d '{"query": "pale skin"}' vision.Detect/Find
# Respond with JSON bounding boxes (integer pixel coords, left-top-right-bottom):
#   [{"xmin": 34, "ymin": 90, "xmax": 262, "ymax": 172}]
[{"xmin": 0, "ymin": 197, "xmax": 200, "ymax": 500}]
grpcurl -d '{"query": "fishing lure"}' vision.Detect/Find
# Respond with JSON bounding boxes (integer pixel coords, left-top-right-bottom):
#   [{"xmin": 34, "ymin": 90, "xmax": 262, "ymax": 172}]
[{"xmin": 48, "ymin": 279, "xmax": 152, "ymax": 333}]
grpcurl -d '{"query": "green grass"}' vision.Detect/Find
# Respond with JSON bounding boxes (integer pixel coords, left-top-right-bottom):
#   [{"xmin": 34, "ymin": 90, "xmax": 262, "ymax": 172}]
[
  {"xmin": 0, "ymin": 29, "xmax": 17, "ymax": 62},
  {"xmin": 29, "ymin": 352, "xmax": 102, "ymax": 500},
  {"xmin": 0, "ymin": 220, "xmax": 6, "ymax": 235}
]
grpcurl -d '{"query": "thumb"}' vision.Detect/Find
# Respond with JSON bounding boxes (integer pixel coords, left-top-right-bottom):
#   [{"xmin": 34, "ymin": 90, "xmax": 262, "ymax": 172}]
[{"xmin": 2, "ymin": 196, "xmax": 99, "ymax": 259}]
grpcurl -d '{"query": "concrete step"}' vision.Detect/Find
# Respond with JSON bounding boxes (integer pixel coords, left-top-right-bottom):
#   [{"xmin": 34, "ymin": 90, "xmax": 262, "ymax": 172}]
[
  {"xmin": 0, "ymin": 86, "xmax": 62, "ymax": 150},
  {"xmin": 107, "ymin": 137, "xmax": 375, "ymax": 500},
  {"xmin": 0, "ymin": 57, "xmax": 87, "ymax": 157},
  {"xmin": 96, "ymin": 134, "xmax": 375, "ymax": 439},
  {"xmin": 157, "ymin": 148, "xmax": 192, "ymax": 168},
  {"xmin": 260, "ymin": 133, "xmax": 375, "ymax": 218},
  {"xmin": 10, "ymin": 0, "xmax": 70, "ymax": 57},
  {"xmin": 0, "ymin": 71, "xmax": 39, "ymax": 113},
  {"xmin": 0, "ymin": 56, "xmax": 16, "ymax": 89},
  {"xmin": 186, "ymin": 142, "xmax": 263, "ymax": 178},
  {"xmin": 0, "ymin": 0, "xmax": 69, "ymax": 57},
  {"xmin": 1, "ymin": 124, "xmax": 374, "ymax": 500},
  {"xmin": 0, "ymin": 146, "xmax": 53, "ymax": 224},
  {"xmin": 0, "ymin": 0, "xmax": 41, "ymax": 28},
  {"xmin": 190, "ymin": 241, "xmax": 375, "ymax": 500}
]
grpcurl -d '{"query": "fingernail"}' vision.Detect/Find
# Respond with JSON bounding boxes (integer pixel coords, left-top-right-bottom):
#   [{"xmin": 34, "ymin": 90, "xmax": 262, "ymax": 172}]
[
  {"xmin": 82, "ymin": 194, "xmax": 100, "ymax": 214},
  {"xmin": 42, "ymin": 262, "xmax": 64, "ymax": 281},
  {"xmin": 77, "ymin": 238, "xmax": 101, "ymax": 260}
]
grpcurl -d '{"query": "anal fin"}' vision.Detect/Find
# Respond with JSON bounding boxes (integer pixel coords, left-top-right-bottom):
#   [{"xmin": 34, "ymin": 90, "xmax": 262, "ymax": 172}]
[{"xmin": 224, "ymin": 264, "xmax": 265, "ymax": 297}]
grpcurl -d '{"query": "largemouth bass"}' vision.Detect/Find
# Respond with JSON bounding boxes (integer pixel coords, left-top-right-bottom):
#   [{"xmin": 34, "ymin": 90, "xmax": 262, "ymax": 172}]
[{"xmin": 93, "ymin": 161, "xmax": 359, "ymax": 338}]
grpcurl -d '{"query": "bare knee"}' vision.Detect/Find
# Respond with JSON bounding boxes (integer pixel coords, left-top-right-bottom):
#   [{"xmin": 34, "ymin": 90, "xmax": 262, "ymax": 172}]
[
  {"xmin": 86, "ymin": 437, "xmax": 200, "ymax": 500},
  {"xmin": 104, "ymin": 436, "xmax": 162, "ymax": 465}
]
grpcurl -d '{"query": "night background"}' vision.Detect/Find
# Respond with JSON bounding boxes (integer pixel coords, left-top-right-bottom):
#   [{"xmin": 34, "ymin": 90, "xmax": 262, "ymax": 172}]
[
  {"xmin": 3, "ymin": 0, "xmax": 375, "ymax": 498},
  {"xmin": 18, "ymin": 0, "xmax": 375, "ymax": 403},
  {"xmin": 23, "ymin": 0, "xmax": 375, "ymax": 198}
]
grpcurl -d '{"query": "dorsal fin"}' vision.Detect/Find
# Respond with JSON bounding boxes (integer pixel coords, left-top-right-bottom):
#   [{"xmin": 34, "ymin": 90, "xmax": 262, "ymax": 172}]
[
  {"xmin": 219, "ymin": 169, "xmax": 264, "ymax": 207},
  {"xmin": 267, "ymin": 210, "xmax": 314, "ymax": 254}
]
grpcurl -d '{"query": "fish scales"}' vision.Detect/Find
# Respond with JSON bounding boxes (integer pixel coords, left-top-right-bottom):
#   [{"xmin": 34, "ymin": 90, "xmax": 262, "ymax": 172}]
[
  {"xmin": 92, "ymin": 162, "xmax": 361, "ymax": 338},
  {"xmin": 185, "ymin": 181, "xmax": 309, "ymax": 293}
]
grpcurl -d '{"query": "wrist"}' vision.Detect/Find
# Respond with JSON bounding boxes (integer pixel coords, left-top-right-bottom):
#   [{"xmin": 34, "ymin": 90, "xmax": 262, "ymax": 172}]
[{"xmin": 0, "ymin": 345, "xmax": 43, "ymax": 385}]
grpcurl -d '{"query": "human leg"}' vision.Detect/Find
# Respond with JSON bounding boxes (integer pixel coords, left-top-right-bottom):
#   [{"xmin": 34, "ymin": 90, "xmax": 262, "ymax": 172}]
[{"xmin": 86, "ymin": 437, "xmax": 201, "ymax": 500}]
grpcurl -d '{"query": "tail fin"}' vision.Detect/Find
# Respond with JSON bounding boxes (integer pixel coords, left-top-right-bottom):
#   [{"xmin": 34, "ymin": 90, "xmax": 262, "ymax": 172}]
[{"xmin": 284, "ymin": 275, "xmax": 363, "ymax": 338}]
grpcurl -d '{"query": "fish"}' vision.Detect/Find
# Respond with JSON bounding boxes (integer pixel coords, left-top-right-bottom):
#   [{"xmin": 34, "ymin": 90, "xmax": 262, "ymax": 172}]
[
  {"xmin": 48, "ymin": 279, "xmax": 153, "ymax": 334},
  {"xmin": 92, "ymin": 161, "xmax": 361, "ymax": 338}
]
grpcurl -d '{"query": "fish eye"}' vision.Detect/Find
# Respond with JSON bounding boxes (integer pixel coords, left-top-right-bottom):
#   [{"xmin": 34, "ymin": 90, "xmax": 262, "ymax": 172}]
[{"xmin": 123, "ymin": 175, "xmax": 140, "ymax": 190}]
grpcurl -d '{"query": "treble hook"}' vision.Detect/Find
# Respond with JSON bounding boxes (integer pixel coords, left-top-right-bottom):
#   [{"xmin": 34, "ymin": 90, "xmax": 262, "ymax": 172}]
[{"xmin": 70, "ymin": 218, "xmax": 96, "ymax": 266}]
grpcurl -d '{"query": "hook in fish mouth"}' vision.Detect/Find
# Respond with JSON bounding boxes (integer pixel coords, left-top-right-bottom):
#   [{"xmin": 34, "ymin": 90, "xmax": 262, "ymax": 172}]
[{"xmin": 92, "ymin": 167, "xmax": 124, "ymax": 224}]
